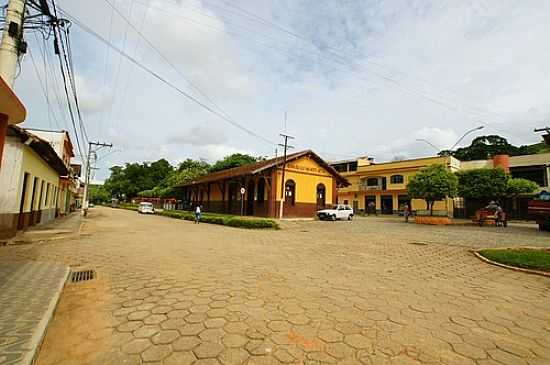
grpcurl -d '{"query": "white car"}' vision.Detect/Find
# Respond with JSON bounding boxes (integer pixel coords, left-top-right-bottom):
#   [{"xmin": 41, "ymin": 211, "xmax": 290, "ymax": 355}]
[
  {"xmin": 138, "ymin": 202, "xmax": 155, "ymax": 214},
  {"xmin": 317, "ymin": 204, "xmax": 354, "ymax": 221}
]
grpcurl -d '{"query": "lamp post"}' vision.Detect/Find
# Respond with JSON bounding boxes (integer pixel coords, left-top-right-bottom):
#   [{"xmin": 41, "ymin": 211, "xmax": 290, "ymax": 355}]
[
  {"xmin": 449, "ymin": 125, "xmax": 484, "ymax": 151},
  {"xmin": 415, "ymin": 139, "xmax": 440, "ymax": 153},
  {"xmin": 416, "ymin": 126, "xmax": 485, "ymax": 155}
]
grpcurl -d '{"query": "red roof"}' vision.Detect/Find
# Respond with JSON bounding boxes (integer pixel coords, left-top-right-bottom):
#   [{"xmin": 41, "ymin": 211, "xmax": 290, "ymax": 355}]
[{"xmin": 177, "ymin": 150, "xmax": 349, "ymax": 187}]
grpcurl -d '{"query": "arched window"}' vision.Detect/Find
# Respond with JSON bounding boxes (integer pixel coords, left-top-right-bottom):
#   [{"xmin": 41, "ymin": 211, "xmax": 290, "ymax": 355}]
[
  {"xmin": 285, "ymin": 180, "xmax": 295, "ymax": 206},
  {"xmin": 257, "ymin": 178, "xmax": 265, "ymax": 204},
  {"xmin": 390, "ymin": 175, "xmax": 404, "ymax": 184},
  {"xmin": 316, "ymin": 183, "xmax": 326, "ymax": 208}
]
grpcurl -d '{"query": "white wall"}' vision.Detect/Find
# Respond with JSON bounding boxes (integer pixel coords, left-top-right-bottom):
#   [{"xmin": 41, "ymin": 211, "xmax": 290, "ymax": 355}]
[{"xmin": 0, "ymin": 137, "xmax": 23, "ymax": 214}]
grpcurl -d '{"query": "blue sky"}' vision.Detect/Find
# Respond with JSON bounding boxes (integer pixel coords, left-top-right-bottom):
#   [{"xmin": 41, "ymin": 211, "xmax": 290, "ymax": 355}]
[{"xmin": 12, "ymin": 0, "xmax": 550, "ymax": 181}]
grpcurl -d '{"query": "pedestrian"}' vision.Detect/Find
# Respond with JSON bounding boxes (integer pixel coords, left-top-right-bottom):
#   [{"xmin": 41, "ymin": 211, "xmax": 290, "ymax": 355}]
[
  {"xmin": 403, "ymin": 203, "xmax": 410, "ymax": 223},
  {"xmin": 368, "ymin": 201, "xmax": 376, "ymax": 216},
  {"xmin": 495, "ymin": 205, "xmax": 505, "ymax": 227},
  {"xmin": 195, "ymin": 205, "xmax": 201, "ymax": 224}
]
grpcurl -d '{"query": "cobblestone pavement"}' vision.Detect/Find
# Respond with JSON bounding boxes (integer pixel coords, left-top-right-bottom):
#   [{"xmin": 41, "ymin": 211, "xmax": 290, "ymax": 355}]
[
  {"xmin": 1, "ymin": 207, "xmax": 549, "ymax": 365},
  {"xmin": 0, "ymin": 261, "xmax": 69, "ymax": 365}
]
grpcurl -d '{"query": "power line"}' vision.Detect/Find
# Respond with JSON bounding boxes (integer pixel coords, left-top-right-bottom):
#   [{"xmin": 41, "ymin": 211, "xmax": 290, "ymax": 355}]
[
  {"xmin": 27, "ymin": 47, "xmax": 61, "ymax": 130},
  {"xmin": 61, "ymin": 8, "xmax": 277, "ymax": 147},
  {"xmin": 176, "ymin": 0, "xmax": 508, "ymax": 126},
  {"xmin": 105, "ymin": 0, "xmax": 134, "ymax": 131},
  {"xmin": 104, "ymin": 0, "xmax": 233, "ymax": 121}
]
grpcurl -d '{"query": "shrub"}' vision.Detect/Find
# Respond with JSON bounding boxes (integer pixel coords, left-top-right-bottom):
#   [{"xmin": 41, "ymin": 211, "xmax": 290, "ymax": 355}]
[{"xmin": 152, "ymin": 209, "xmax": 279, "ymax": 230}]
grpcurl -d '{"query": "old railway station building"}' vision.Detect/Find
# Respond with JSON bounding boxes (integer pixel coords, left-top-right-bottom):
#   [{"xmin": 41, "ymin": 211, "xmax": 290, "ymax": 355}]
[{"xmin": 177, "ymin": 150, "xmax": 349, "ymax": 218}]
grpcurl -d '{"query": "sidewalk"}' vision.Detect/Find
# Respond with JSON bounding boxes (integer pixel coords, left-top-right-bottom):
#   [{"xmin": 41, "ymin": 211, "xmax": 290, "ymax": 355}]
[
  {"xmin": 0, "ymin": 214, "xmax": 80, "ymax": 364},
  {"xmin": 7, "ymin": 212, "xmax": 83, "ymax": 245}
]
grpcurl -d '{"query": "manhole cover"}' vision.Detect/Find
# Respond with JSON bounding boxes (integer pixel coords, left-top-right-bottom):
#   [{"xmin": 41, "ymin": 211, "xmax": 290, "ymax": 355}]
[
  {"xmin": 408, "ymin": 242, "xmax": 428, "ymax": 246},
  {"xmin": 71, "ymin": 270, "xmax": 95, "ymax": 283}
]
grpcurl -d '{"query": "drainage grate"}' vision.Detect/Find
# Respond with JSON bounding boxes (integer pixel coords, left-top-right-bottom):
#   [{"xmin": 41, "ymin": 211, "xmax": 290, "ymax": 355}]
[
  {"xmin": 71, "ymin": 270, "xmax": 95, "ymax": 283},
  {"xmin": 408, "ymin": 242, "xmax": 428, "ymax": 246}
]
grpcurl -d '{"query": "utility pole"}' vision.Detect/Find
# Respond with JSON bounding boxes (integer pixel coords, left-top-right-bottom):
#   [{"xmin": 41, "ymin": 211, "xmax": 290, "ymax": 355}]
[
  {"xmin": 0, "ymin": 0, "xmax": 26, "ymax": 86},
  {"xmin": 83, "ymin": 141, "xmax": 112, "ymax": 216},
  {"xmin": 278, "ymin": 133, "xmax": 294, "ymax": 219}
]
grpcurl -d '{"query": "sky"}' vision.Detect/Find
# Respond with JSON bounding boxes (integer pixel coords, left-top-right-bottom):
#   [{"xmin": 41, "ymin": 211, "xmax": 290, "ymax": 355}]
[{"xmin": 12, "ymin": 0, "xmax": 550, "ymax": 182}]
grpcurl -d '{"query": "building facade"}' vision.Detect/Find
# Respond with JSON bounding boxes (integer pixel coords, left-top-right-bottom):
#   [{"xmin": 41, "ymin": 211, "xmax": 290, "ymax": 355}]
[
  {"xmin": 333, "ymin": 156, "xmax": 461, "ymax": 215},
  {"xmin": 333, "ymin": 152, "xmax": 550, "ymax": 218},
  {"xmin": 0, "ymin": 126, "xmax": 68, "ymax": 239},
  {"xmin": 177, "ymin": 150, "xmax": 349, "ymax": 218},
  {"xmin": 27, "ymin": 128, "xmax": 81, "ymax": 215},
  {"xmin": 0, "ymin": 75, "xmax": 26, "ymax": 170}
]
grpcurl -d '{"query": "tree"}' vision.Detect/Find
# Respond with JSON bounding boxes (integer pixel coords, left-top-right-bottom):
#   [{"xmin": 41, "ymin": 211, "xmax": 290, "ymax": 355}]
[
  {"xmin": 506, "ymin": 178, "xmax": 538, "ymax": 198},
  {"xmin": 456, "ymin": 168, "xmax": 508, "ymax": 202},
  {"xmin": 88, "ymin": 184, "xmax": 110, "ymax": 204},
  {"xmin": 209, "ymin": 153, "xmax": 260, "ymax": 173},
  {"xmin": 439, "ymin": 135, "xmax": 549, "ymax": 161},
  {"xmin": 407, "ymin": 164, "xmax": 458, "ymax": 215}
]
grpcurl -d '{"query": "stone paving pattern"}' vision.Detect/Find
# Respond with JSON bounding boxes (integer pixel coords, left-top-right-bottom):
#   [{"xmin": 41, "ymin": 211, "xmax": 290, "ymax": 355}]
[
  {"xmin": 0, "ymin": 261, "xmax": 68, "ymax": 365},
  {"xmin": 1, "ymin": 208, "xmax": 549, "ymax": 364}
]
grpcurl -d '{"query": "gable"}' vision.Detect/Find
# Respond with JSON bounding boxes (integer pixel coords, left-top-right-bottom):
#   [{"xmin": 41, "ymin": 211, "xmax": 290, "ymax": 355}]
[{"xmin": 285, "ymin": 155, "xmax": 332, "ymax": 177}]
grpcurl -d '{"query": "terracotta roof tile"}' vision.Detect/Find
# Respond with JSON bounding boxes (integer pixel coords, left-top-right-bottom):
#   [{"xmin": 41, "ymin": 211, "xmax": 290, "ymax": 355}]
[{"xmin": 177, "ymin": 150, "xmax": 349, "ymax": 187}]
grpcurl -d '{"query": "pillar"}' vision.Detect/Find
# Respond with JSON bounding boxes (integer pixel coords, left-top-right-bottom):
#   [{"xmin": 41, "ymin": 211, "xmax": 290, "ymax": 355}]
[
  {"xmin": 392, "ymin": 194, "xmax": 399, "ymax": 213},
  {"xmin": 0, "ymin": 113, "xmax": 7, "ymax": 169}
]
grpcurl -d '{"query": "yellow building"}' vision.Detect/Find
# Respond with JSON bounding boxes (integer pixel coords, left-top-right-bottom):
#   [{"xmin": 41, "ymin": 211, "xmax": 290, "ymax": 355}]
[
  {"xmin": 332, "ymin": 155, "xmax": 461, "ymax": 215},
  {"xmin": 177, "ymin": 150, "xmax": 349, "ymax": 218},
  {"xmin": 0, "ymin": 126, "xmax": 69, "ymax": 238}
]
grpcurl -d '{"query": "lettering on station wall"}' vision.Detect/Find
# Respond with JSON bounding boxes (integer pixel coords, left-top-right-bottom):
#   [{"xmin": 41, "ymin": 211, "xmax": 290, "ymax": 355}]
[{"xmin": 286, "ymin": 163, "xmax": 325, "ymax": 174}]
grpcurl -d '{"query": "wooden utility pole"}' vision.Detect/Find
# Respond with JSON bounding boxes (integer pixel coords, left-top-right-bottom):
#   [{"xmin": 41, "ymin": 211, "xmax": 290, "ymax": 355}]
[
  {"xmin": 82, "ymin": 141, "xmax": 112, "ymax": 216},
  {"xmin": 278, "ymin": 133, "xmax": 294, "ymax": 219}
]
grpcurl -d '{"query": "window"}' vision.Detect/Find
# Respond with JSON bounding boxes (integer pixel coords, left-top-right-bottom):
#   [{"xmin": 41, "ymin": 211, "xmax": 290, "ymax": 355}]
[
  {"xmin": 390, "ymin": 175, "xmax": 404, "ymax": 184},
  {"xmin": 285, "ymin": 180, "xmax": 295, "ymax": 206},
  {"xmin": 366, "ymin": 178, "xmax": 379, "ymax": 186}
]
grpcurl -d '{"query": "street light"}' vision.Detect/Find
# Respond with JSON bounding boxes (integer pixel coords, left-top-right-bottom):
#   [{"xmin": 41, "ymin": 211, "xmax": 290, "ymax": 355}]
[
  {"xmin": 449, "ymin": 125, "xmax": 484, "ymax": 151},
  {"xmin": 415, "ymin": 139, "xmax": 441, "ymax": 153}
]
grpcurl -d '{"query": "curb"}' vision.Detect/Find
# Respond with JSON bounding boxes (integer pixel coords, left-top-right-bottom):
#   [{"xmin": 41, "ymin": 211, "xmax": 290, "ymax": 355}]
[
  {"xmin": 25, "ymin": 265, "xmax": 70, "ymax": 365},
  {"xmin": 472, "ymin": 251, "xmax": 550, "ymax": 278}
]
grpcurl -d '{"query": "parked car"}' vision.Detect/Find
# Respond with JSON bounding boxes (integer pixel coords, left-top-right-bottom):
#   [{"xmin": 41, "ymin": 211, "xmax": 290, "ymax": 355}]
[
  {"xmin": 89, "ymin": 203, "xmax": 95, "ymax": 208},
  {"xmin": 528, "ymin": 190, "xmax": 550, "ymax": 231},
  {"xmin": 138, "ymin": 202, "xmax": 155, "ymax": 214},
  {"xmin": 317, "ymin": 204, "xmax": 354, "ymax": 221}
]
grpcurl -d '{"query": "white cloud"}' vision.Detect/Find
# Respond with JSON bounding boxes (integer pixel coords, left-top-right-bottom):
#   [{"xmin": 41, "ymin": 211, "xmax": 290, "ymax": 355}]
[
  {"xmin": 12, "ymin": 0, "xmax": 550, "ymax": 182},
  {"xmin": 168, "ymin": 125, "xmax": 227, "ymax": 146}
]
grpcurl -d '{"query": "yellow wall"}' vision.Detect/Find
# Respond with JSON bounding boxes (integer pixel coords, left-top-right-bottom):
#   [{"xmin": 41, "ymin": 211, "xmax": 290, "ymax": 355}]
[
  {"xmin": 275, "ymin": 156, "xmax": 334, "ymax": 204},
  {"xmin": 20, "ymin": 146, "xmax": 60, "ymax": 213},
  {"xmin": 337, "ymin": 156, "xmax": 458, "ymax": 214}
]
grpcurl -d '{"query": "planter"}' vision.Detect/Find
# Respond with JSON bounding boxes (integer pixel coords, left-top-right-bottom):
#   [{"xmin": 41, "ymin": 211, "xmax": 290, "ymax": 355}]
[{"xmin": 415, "ymin": 215, "xmax": 453, "ymax": 225}]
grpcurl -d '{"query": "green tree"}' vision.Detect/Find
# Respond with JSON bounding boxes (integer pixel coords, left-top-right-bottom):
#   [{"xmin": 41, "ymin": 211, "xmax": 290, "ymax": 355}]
[
  {"xmin": 439, "ymin": 135, "xmax": 549, "ymax": 161},
  {"xmin": 506, "ymin": 178, "xmax": 538, "ymax": 198},
  {"xmin": 88, "ymin": 184, "xmax": 110, "ymax": 204},
  {"xmin": 209, "ymin": 153, "xmax": 261, "ymax": 173},
  {"xmin": 407, "ymin": 164, "xmax": 458, "ymax": 215},
  {"xmin": 456, "ymin": 168, "xmax": 507, "ymax": 201}
]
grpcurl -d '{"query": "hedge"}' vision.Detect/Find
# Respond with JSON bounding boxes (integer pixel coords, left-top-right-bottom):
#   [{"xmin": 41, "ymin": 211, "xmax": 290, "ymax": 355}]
[{"xmin": 121, "ymin": 206, "xmax": 279, "ymax": 230}]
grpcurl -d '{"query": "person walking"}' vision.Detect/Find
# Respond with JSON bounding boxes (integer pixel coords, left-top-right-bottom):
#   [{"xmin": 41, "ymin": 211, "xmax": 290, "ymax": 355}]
[
  {"xmin": 403, "ymin": 203, "xmax": 410, "ymax": 223},
  {"xmin": 195, "ymin": 205, "xmax": 202, "ymax": 224},
  {"xmin": 368, "ymin": 201, "xmax": 376, "ymax": 216}
]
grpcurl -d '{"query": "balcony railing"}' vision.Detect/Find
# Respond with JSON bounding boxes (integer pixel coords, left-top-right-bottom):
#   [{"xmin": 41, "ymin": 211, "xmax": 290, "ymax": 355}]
[{"xmin": 359, "ymin": 185, "xmax": 382, "ymax": 191}]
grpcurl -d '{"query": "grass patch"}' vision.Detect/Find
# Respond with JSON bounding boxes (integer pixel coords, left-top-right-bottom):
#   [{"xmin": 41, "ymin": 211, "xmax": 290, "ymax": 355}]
[{"xmin": 478, "ymin": 249, "xmax": 550, "ymax": 272}]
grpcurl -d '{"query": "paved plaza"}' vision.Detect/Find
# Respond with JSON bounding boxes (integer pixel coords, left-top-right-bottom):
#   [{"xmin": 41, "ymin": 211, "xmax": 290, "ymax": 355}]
[
  {"xmin": 0, "ymin": 261, "xmax": 69, "ymax": 365},
  {"xmin": 0, "ymin": 207, "xmax": 549, "ymax": 364}
]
